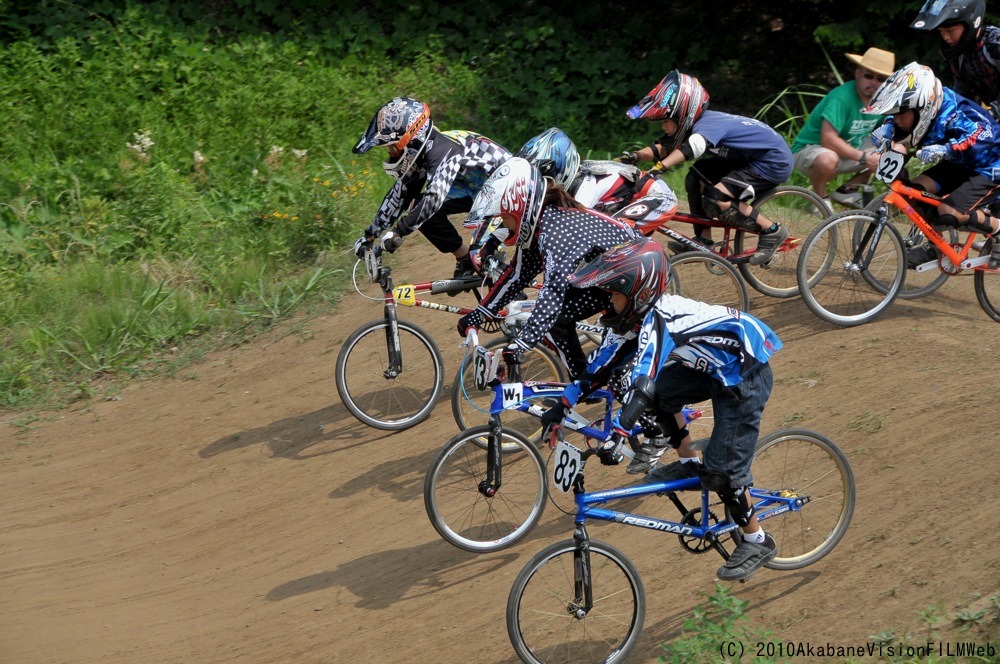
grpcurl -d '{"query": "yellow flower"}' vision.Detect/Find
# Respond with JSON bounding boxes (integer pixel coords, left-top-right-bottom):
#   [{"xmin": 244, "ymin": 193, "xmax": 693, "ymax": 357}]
[{"xmin": 323, "ymin": 180, "xmax": 330, "ymax": 186}]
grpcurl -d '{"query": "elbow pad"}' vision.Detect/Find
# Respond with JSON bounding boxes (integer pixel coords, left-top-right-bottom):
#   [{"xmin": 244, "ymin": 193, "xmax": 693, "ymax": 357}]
[
  {"xmin": 683, "ymin": 133, "xmax": 708, "ymax": 160},
  {"xmin": 617, "ymin": 375, "xmax": 655, "ymax": 430}
]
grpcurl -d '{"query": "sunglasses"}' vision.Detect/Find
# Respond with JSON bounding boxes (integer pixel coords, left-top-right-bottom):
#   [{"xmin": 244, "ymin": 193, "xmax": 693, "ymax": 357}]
[{"xmin": 862, "ymin": 72, "xmax": 888, "ymax": 83}]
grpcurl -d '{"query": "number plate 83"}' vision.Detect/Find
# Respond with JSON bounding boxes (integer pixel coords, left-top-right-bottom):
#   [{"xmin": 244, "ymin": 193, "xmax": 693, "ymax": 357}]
[{"xmin": 551, "ymin": 439, "xmax": 583, "ymax": 493}]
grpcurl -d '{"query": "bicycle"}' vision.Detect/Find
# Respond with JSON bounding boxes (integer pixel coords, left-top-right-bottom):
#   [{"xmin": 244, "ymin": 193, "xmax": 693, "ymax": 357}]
[
  {"xmin": 660, "ymin": 180, "xmax": 832, "ymax": 299},
  {"xmin": 449, "ymin": 250, "xmax": 749, "ymax": 442},
  {"xmin": 426, "ymin": 330, "xmax": 715, "ymax": 553},
  {"xmin": 505, "ymin": 427, "xmax": 855, "ymax": 664},
  {"xmin": 336, "ymin": 243, "xmax": 565, "ymax": 430},
  {"xmin": 796, "ymin": 149, "xmax": 1000, "ymax": 326}
]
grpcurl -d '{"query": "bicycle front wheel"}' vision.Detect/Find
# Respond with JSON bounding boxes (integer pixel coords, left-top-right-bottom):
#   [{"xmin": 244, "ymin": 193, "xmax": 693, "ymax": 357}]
[
  {"xmin": 424, "ymin": 425, "xmax": 547, "ymax": 553},
  {"xmin": 862, "ymin": 193, "xmax": 953, "ymax": 300},
  {"xmin": 750, "ymin": 428, "xmax": 855, "ymax": 570},
  {"xmin": 974, "ymin": 237, "xmax": 1000, "ymax": 323},
  {"xmin": 336, "ymin": 318, "xmax": 444, "ymax": 430},
  {"xmin": 668, "ymin": 252, "xmax": 751, "ymax": 311},
  {"xmin": 797, "ymin": 210, "xmax": 906, "ymax": 326},
  {"xmin": 451, "ymin": 339, "xmax": 567, "ymax": 445},
  {"xmin": 735, "ymin": 185, "xmax": 830, "ymax": 298},
  {"xmin": 507, "ymin": 538, "xmax": 645, "ymax": 664}
]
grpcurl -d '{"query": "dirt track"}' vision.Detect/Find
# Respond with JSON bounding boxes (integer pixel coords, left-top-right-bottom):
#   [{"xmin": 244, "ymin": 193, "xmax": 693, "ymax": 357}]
[{"xmin": 2, "ymin": 240, "xmax": 998, "ymax": 663}]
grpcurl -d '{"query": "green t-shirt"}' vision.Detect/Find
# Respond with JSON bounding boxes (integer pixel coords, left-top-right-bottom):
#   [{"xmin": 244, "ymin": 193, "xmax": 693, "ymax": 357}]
[{"xmin": 791, "ymin": 81, "xmax": 884, "ymax": 153}]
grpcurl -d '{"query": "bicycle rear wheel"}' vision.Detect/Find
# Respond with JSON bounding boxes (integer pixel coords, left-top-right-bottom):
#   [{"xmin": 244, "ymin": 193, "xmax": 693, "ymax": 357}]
[
  {"xmin": 424, "ymin": 425, "xmax": 547, "ymax": 553},
  {"xmin": 749, "ymin": 428, "xmax": 855, "ymax": 570},
  {"xmin": 797, "ymin": 210, "xmax": 906, "ymax": 326},
  {"xmin": 668, "ymin": 252, "xmax": 751, "ymax": 311},
  {"xmin": 735, "ymin": 185, "xmax": 830, "ymax": 298},
  {"xmin": 862, "ymin": 193, "xmax": 953, "ymax": 299},
  {"xmin": 451, "ymin": 339, "xmax": 567, "ymax": 444},
  {"xmin": 336, "ymin": 318, "xmax": 444, "ymax": 430},
  {"xmin": 973, "ymin": 237, "xmax": 1000, "ymax": 323},
  {"xmin": 507, "ymin": 538, "xmax": 645, "ymax": 664}
]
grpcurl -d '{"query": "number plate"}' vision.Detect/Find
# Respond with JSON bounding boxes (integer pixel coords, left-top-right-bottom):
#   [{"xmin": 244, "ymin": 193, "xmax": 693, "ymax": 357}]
[
  {"xmin": 472, "ymin": 346, "xmax": 499, "ymax": 391},
  {"xmin": 551, "ymin": 439, "xmax": 583, "ymax": 493},
  {"xmin": 876, "ymin": 151, "xmax": 905, "ymax": 184},
  {"xmin": 392, "ymin": 284, "xmax": 416, "ymax": 305}
]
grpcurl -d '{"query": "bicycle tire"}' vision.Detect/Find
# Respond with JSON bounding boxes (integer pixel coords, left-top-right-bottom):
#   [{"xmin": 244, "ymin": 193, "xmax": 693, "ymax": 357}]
[
  {"xmin": 748, "ymin": 428, "xmax": 855, "ymax": 570},
  {"xmin": 506, "ymin": 538, "xmax": 645, "ymax": 664},
  {"xmin": 335, "ymin": 318, "xmax": 444, "ymax": 430},
  {"xmin": 973, "ymin": 237, "xmax": 1000, "ymax": 323},
  {"xmin": 451, "ymin": 339, "xmax": 568, "ymax": 446},
  {"xmin": 735, "ymin": 185, "xmax": 830, "ymax": 299},
  {"xmin": 861, "ymin": 193, "xmax": 952, "ymax": 300},
  {"xmin": 797, "ymin": 210, "xmax": 906, "ymax": 327},
  {"xmin": 668, "ymin": 252, "xmax": 751, "ymax": 312},
  {"xmin": 424, "ymin": 425, "xmax": 547, "ymax": 553}
]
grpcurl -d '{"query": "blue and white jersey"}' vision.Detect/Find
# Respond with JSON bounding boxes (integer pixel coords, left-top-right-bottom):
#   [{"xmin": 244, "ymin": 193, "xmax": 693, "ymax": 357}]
[
  {"xmin": 370, "ymin": 129, "xmax": 511, "ymax": 236},
  {"xmin": 922, "ymin": 87, "xmax": 1000, "ymax": 180},
  {"xmin": 560, "ymin": 293, "xmax": 782, "ymax": 428}
]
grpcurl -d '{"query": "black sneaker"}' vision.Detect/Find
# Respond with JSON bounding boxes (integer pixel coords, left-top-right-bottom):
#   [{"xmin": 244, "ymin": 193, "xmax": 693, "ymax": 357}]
[
  {"xmin": 749, "ymin": 224, "xmax": 788, "ymax": 265},
  {"xmin": 907, "ymin": 243, "xmax": 937, "ymax": 269},
  {"xmin": 716, "ymin": 533, "xmax": 778, "ymax": 581},
  {"xmin": 449, "ymin": 256, "xmax": 476, "ymax": 297},
  {"xmin": 648, "ymin": 459, "xmax": 702, "ymax": 482},
  {"xmin": 626, "ymin": 437, "xmax": 670, "ymax": 475}
]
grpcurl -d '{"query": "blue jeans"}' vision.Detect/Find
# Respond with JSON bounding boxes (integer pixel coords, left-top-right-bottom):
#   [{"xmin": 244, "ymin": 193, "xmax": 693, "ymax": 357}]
[{"xmin": 653, "ymin": 363, "xmax": 772, "ymax": 488}]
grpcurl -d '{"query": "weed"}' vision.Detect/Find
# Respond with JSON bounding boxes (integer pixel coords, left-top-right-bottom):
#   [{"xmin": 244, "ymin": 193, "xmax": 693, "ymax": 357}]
[{"xmin": 844, "ymin": 411, "xmax": 886, "ymax": 434}]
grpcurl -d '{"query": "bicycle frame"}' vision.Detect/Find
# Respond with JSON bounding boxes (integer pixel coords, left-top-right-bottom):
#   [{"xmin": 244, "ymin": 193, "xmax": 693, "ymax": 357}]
[{"xmin": 877, "ymin": 179, "xmax": 991, "ymax": 272}]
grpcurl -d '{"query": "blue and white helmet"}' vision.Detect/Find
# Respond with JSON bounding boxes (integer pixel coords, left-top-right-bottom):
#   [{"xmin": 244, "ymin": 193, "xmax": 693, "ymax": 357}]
[{"xmin": 515, "ymin": 127, "xmax": 581, "ymax": 189}]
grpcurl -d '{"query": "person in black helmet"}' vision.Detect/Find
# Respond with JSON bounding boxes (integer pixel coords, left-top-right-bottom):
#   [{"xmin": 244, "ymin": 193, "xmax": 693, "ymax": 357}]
[{"xmin": 911, "ymin": 0, "xmax": 1000, "ymax": 116}]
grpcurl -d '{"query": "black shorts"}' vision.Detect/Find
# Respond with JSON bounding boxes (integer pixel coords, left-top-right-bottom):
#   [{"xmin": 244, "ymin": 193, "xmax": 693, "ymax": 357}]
[
  {"xmin": 922, "ymin": 164, "xmax": 1000, "ymax": 214},
  {"xmin": 684, "ymin": 157, "xmax": 781, "ymax": 216},
  {"xmin": 417, "ymin": 196, "xmax": 472, "ymax": 254}
]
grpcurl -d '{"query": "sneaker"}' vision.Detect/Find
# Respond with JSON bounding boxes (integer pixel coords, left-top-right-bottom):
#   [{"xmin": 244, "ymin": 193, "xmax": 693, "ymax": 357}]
[
  {"xmin": 648, "ymin": 458, "xmax": 702, "ymax": 482},
  {"xmin": 667, "ymin": 235, "xmax": 717, "ymax": 254},
  {"xmin": 749, "ymin": 224, "xmax": 789, "ymax": 266},
  {"xmin": 990, "ymin": 236, "xmax": 1000, "ymax": 270},
  {"xmin": 906, "ymin": 243, "xmax": 937, "ymax": 269},
  {"xmin": 830, "ymin": 185, "xmax": 863, "ymax": 208},
  {"xmin": 716, "ymin": 533, "xmax": 778, "ymax": 581},
  {"xmin": 449, "ymin": 256, "xmax": 476, "ymax": 297},
  {"xmin": 626, "ymin": 437, "xmax": 670, "ymax": 475}
]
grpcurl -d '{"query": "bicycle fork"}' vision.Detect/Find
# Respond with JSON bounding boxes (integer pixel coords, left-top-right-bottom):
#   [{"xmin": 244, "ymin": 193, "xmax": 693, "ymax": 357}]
[
  {"xmin": 853, "ymin": 208, "xmax": 889, "ymax": 271},
  {"xmin": 570, "ymin": 524, "xmax": 594, "ymax": 619},
  {"xmin": 478, "ymin": 413, "xmax": 503, "ymax": 497},
  {"xmin": 381, "ymin": 302, "xmax": 403, "ymax": 378}
]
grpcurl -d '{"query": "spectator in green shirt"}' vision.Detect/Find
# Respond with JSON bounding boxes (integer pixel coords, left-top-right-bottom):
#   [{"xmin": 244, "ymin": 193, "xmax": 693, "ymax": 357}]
[{"xmin": 791, "ymin": 47, "xmax": 897, "ymax": 208}]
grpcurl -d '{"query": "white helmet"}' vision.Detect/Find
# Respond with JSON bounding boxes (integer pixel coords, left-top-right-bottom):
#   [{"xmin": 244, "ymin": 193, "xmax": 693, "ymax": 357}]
[
  {"xmin": 515, "ymin": 127, "xmax": 581, "ymax": 188},
  {"xmin": 862, "ymin": 62, "xmax": 943, "ymax": 148},
  {"xmin": 465, "ymin": 157, "xmax": 547, "ymax": 249}
]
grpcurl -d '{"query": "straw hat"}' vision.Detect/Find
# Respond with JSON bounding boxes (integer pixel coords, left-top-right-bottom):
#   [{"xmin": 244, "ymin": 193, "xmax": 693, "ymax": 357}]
[{"xmin": 845, "ymin": 47, "xmax": 896, "ymax": 77}]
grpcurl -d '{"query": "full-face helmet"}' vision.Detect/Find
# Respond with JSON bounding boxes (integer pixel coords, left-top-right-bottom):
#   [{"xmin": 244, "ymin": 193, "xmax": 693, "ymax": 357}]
[
  {"xmin": 353, "ymin": 97, "xmax": 433, "ymax": 179},
  {"xmin": 465, "ymin": 157, "xmax": 547, "ymax": 249},
  {"xmin": 911, "ymin": 0, "xmax": 985, "ymax": 56},
  {"xmin": 626, "ymin": 70, "xmax": 709, "ymax": 154},
  {"xmin": 568, "ymin": 237, "xmax": 670, "ymax": 333},
  {"xmin": 515, "ymin": 127, "xmax": 581, "ymax": 188},
  {"xmin": 862, "ymin": 62, "xmax": 943, "ymax": 148}
]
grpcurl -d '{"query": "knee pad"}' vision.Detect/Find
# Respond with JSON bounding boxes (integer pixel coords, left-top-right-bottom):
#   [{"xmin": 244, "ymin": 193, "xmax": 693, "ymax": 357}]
[
  {"xmin": 656, "ymin": 411, "xmax": 690, "ymax": 449},
  {"xmin": 935, "ymin": 213, "xmax": 960, "ymax": 229},
  {"xmin": 701, "ymin": 187, "xmax": 731, "ymax": 221},
  {"xmin": 717, "ymin": 485, "xmax": 755, "ymax": 527},
  {"xmin": 618, "ymin": 376, "xmax": 655, "ymax": 430},
  {"xmin": 965, "ymin": 209, "xmax": 995, "ymax": 234}
]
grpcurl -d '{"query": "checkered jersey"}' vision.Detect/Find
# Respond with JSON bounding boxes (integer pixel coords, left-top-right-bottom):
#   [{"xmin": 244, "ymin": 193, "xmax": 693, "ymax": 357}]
[{"xmin": 369, "ymin": 128, "xmax": 511, "ymax": 236}]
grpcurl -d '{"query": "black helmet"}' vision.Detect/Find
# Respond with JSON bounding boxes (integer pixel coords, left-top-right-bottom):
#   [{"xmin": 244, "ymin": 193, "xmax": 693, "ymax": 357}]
[
  {"xmin": 911, "ymin": 0, "xmax": 986, "ymax": 56},
  {"xmin": 567, "ymin": 237, "xmax": 669, "ymax": 333}
]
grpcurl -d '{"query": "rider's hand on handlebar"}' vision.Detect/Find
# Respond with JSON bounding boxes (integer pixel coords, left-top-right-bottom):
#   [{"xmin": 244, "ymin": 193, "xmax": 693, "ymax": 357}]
[
  {"xmin": 540, "ymin": 399, "xmax": 569, "ymax": 437},
  {"xmin": 353, "ymin": 236, "xmax": 372, "ymax": 258},
  {"xmin": 379, "ymin": 229, "xmax": 403, "ymax": 252},
  {"xmin": 614, "ymin": 151, "xmax": 638, "ymax": 165},
  {"xmin": 870, "ymin": 120, "xmax": 895, "ymax": 153},
  {"xmin": 917, "ymin": 144, "xmax": 949, "ymax": 164},
  {"xmin": 456, "ymin": 312, "xmax": 480, "ymax": 338}
]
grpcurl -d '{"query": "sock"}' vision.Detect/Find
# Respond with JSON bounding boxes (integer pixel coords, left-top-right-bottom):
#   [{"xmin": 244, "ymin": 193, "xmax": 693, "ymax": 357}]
[
  {"xmin": 743, "ymin": 529, "xmax": 766, "ymax": 544},
  {"xmin": 678, "ymin": 456, "xmax": 701, "ymax": 465},
  {"xmin": 762, "ymin": 222, "xmax": 779, "ymax": 234}
]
